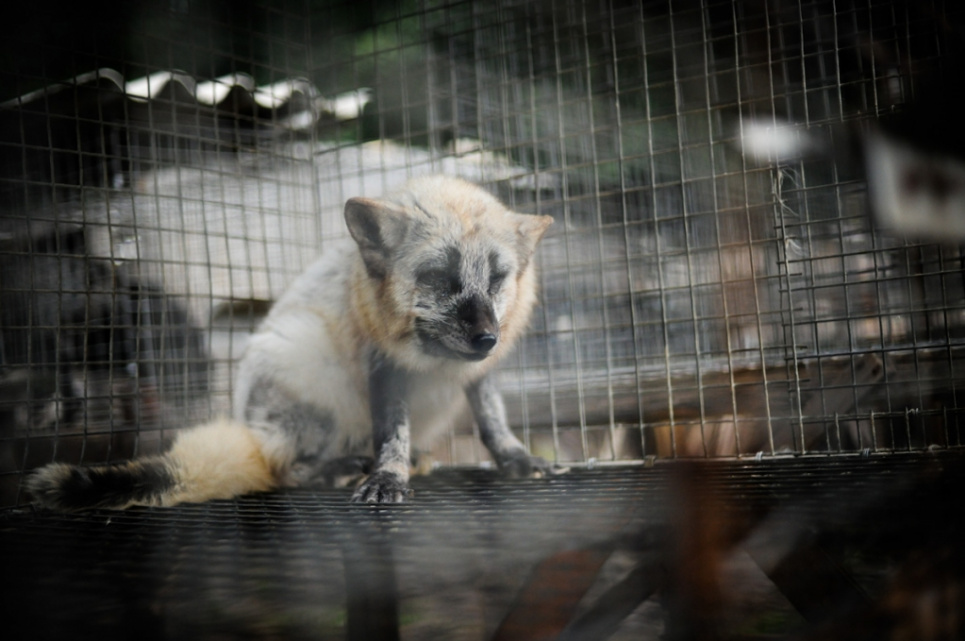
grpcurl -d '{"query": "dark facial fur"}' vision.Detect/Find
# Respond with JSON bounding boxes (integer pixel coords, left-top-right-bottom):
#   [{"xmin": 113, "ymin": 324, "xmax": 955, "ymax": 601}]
[{"xmin": 412, "ymin": 245, "xmax": 509, "ymax": 361}]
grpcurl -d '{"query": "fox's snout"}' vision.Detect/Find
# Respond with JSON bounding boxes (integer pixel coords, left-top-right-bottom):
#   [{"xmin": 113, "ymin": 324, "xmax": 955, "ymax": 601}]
[{"xmin": 458, "ymin": 295, "xmax": 499, "ymax": 355}]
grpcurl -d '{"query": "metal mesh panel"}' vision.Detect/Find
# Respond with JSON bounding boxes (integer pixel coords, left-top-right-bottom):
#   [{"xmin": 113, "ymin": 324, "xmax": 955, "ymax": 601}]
[
  {"xmin": 2, "ymin": 455, "xmax": 964, "ymax": 638},
  {"xmin": 2, "ymin": 0, "xmax": 965, "ymax": 509}
]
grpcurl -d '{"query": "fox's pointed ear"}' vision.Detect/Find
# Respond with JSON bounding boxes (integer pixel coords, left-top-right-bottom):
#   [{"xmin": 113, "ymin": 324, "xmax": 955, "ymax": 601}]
[
  {"xmin": 344, "ymin": 197, "xmax": 410, "ymax": 278},
  {"xmin": 514, "ymin": 214, "xmax": 554, "ymax": 268}
]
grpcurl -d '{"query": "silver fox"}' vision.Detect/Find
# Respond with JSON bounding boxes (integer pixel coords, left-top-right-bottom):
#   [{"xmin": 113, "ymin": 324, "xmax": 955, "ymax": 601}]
[{"xmin": 27, "ymin": 175, "xmax": 554, "ymax": 509}]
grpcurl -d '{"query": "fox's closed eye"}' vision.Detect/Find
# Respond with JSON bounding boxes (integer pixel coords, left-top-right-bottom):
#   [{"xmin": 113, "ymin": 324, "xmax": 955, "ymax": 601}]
[
  {"xmin": 417, "ymin": 268, "xmax": 461, "ymax": 294},
  {"xmin": 489, "ymin": 269, "xmax": 509, "ymax": 293}
]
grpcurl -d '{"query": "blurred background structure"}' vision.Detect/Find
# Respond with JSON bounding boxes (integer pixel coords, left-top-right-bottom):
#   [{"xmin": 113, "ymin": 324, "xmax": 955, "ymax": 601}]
[{"xmin": 1, "ymin": 1, "xmax": 965, "ymax": 638}]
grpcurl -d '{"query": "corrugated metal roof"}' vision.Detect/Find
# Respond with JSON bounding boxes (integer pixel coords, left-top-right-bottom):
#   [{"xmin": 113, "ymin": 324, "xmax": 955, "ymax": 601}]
[{"xmin": 1, "ymin": 68, "xmax": 370, "ymax": 128}]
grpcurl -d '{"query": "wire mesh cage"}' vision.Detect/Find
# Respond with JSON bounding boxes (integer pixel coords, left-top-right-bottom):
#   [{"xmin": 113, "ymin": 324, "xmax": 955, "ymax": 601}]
[
  {"xmin": 3, "ymin": 1, "xmax": 965, "ymax": 639},
  {"xmin": 2, "ymin": 0, "xmax": 965, "ymax": 511}
]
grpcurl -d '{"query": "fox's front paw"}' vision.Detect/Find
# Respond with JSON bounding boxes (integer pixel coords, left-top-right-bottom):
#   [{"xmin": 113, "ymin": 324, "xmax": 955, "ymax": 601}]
[
  {"xmin": 497, "ymin": 449, "xmax": 554, "ymax": 479},
  {"xmin": 351, "ymin": 470, "xmax": 411, "ymax": 504}
]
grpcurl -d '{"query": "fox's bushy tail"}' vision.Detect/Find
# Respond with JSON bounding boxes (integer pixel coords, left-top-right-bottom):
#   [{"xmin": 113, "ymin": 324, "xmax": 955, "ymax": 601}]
[{"xmin": 26, "ymin": 418, "xmax": 278, "ymax": 511}]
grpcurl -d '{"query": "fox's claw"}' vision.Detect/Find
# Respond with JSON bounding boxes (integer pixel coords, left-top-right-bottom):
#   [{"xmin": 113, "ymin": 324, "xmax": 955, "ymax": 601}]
[
  {"xmin": 497, "ymin": 450, "xmax": 558, "ymax": 479},
  {"xmin": 351, "ymin": 470, "xmax": 411, "ymax": 504}
]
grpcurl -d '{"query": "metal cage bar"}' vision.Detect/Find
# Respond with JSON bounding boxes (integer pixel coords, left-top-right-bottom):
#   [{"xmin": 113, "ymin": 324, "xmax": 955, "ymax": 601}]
[{"xmin": 2, "ymin": 0, "xmax": 965, "ymax": 509}]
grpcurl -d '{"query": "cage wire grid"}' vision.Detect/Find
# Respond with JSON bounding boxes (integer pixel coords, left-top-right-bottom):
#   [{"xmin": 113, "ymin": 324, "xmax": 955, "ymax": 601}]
[
  {"xmin": 2, "ymin": 453, "xmax": 965, "ymax": 639},
  {"xmin": 1, "ymin": 0, "xmax": 965, "ymax": 638},
  {"xmin": 1, "ymin": 0, "xmax": 965, "ymax": 507}
]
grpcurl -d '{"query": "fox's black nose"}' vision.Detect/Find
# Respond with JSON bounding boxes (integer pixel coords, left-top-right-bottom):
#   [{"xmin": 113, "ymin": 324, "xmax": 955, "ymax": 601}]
[
  {"xmin": 471, "ymin": 332, "xmax": 498, "ymax": 353},
  {"xmin": 458, "ymin": 295, "xmax": 499, "ymax": 355}
]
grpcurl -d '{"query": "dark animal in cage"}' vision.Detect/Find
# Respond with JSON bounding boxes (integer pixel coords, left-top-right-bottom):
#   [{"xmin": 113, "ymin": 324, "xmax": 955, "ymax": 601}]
[{"xmin": 0, "ymin": 225, "xmax": 209, "ymax": 436}]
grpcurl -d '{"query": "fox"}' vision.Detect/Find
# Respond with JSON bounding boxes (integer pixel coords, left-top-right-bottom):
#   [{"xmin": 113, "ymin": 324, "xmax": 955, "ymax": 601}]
[{"xmin": 26, "ymin": 175, "xmax": 555, "ymax": 509}]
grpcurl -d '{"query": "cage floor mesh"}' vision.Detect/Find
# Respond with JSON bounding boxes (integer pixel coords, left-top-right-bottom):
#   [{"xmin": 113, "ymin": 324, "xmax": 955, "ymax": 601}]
[{"xmin": 3, "ymin": 454, "xmax": 964, "ymax": 640}]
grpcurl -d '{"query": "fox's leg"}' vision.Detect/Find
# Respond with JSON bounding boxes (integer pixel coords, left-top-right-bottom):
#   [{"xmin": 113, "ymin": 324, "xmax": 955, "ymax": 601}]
[
  {"xmin": 351, "ymin": 355, "xmax": 411, "ymax": 503},
  {"xmin": 466, "ymin": 374, "xmax": 552, "ymax": 477}
]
